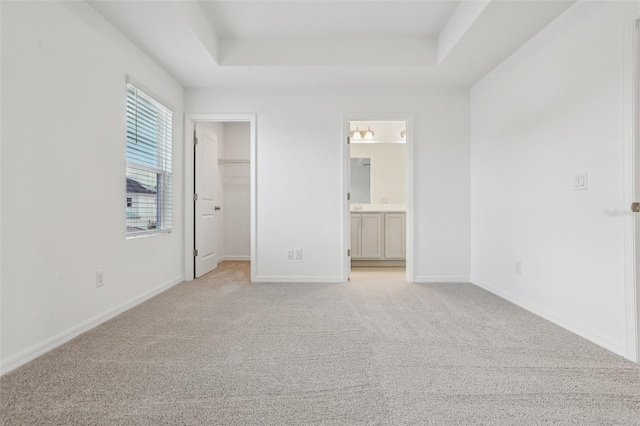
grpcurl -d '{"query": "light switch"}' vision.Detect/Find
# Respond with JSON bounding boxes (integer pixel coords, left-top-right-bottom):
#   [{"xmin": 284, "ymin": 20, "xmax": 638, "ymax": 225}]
[{"xmin": 574, "ymin": 172, "xmax": 588, "ymax": 191}]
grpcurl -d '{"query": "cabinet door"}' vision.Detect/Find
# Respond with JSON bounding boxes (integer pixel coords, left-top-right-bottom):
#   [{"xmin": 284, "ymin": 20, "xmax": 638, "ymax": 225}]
[
  {"xmin": 361, "ymin": 213, "xmax": 383, "ymax": 259},
  {"xmin": 350, "ymin": 214, "xmax": 362, "ymax": 259},
  {"xmin": 384, "ymin": 213, "xmax": 405, "ymax": 259}
]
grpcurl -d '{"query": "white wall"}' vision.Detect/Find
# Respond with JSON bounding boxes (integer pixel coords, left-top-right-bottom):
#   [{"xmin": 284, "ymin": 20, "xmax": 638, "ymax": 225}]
[
  {"xmin": 1, "ymin": 1, "xmax": 184, "ymax": 373},
  {"xmin": 470, "ymin": 1, "xmax": 640, "ymax": 357},
  {"xmin": 186, "ymin": 87, "xmax": 470, "ymax": 282},
  {"xmin": 351, "ymin": 143, "xmax": 406, "ymax": 204},
  {"xmin": 222, "ymin": 122, "xmax": 251, "ymax": 260}
]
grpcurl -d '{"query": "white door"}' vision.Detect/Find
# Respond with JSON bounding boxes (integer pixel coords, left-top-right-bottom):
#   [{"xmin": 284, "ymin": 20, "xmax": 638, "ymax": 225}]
[
  {"xmin": 195, "ymin": 124, "xmax": 220, "ymax": 278},
  {"xmin": 347, "ymin": 132, "xmax": 352, "ymax": 279},
  {"xmin": 635, "ymin": 19, "xmax": 640, "ymax": 360}
]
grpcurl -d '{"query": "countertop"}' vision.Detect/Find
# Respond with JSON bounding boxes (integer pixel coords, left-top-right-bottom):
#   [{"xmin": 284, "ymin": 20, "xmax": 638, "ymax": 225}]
[{"xmin": 350, "ymin": 209, "xmax": 406, "ymax": 213}]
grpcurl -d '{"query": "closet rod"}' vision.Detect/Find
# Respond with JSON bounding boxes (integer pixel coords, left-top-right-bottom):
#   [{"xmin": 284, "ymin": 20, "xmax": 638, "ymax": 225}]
[{"xmin": 218, "ymin": 159, "xmax": 250, "ymax": 165}]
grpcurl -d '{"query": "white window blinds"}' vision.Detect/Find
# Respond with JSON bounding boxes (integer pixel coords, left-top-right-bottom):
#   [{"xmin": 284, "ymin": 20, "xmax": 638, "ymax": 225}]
[{"xmin": 125, "ymin": 83, "xmax": 172, "ymax": 236}]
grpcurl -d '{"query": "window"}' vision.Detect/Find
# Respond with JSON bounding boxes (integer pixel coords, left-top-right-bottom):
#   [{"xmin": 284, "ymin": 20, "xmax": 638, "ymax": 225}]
[{"xmin": 125, "ymin": 83, "xmax": 172, "ymax": 236}]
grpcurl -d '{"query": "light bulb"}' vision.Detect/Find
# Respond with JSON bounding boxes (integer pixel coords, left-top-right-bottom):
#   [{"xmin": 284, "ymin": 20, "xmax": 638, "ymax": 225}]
[{"xmin": 364, "ymin": 127, "xmax": 374, "ymax": 139}]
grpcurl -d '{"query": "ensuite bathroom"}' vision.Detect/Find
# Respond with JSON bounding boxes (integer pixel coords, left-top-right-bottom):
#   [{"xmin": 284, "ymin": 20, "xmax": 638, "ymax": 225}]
[{"xmin": 349, "ymin": 120, "xmax": 407, "ymax": 280}]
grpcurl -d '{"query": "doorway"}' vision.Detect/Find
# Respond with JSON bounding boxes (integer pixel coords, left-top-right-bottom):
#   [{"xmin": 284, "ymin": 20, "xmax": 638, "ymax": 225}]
[
  {"xmin": 184, "ymin": 114, "xmax": 257, "ymax": 282},
  {"xmin": 344, "ymin": 117, "xmax": 413, "ymax": 282}
]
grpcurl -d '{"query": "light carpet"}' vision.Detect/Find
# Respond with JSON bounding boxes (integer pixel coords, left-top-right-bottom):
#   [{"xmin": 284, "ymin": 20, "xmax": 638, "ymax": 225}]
[{"xmin": 2, "ymin": 261, "xmax": 640, "ymax": 425}]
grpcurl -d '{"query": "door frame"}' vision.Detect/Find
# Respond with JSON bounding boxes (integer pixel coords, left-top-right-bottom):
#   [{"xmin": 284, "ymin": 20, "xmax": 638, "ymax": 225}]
[
  {"xmin": 624, "ymin": 15, "xmax": 640, "ymax": 362},
  {"xmin": 342, "ymin": 114, "xmax": 414, "ymax": 282},
  {"xmin": 184, "ymin": 113, "xmax": 257, "ymax": 282}
]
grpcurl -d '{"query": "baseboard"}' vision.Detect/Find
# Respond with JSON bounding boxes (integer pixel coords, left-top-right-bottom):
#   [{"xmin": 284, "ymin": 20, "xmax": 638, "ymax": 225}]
[
  {"xmin": 413, "ymin": 275, "xmax": 470, "ymax": 283},
  {"xmin": 471, "ymin": 277, "xmax": 626, "ymax": 357},
  {"xmin": 0, "ymin": 275, "xmax": 184, "ymax": 376},
  {"xmin": 253, "ymin": 275, "xmax": 344, "ymax": 283},
  {"xmin": 219, "ymin": 256, "xmax": 250, "ymax": 262}
]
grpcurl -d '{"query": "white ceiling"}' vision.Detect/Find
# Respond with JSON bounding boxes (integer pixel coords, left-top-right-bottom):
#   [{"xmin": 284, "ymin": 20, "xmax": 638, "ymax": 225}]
[
  {"xmin": 87, "ymin": 0, "xmax": 576, "ymax": 89},
  {"xmin": 200, "ymin": 1, "xmax": 461, "ymax": 40}
]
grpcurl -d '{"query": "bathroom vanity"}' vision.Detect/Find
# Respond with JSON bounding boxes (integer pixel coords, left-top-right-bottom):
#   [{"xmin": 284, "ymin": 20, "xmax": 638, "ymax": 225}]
[{"xmin": 350, "ymin": 210, "xmax": 405, "ymax": 266}]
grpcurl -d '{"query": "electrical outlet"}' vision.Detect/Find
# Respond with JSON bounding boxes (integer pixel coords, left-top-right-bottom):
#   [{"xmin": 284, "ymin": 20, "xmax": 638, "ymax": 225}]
[
  {"xmin": 295, "ymin": 249, "xmax": 302, "ymax": 260},
  {"xmin": 287, "ymin": 249, "xmax": 294, "ymax": 260},
  {"xmin": 96, "ymin": 270, "xmax": 105, "ymax": 287},
  {"xmin": 515, "ymin": 261, "xmax": 522, "ymax": 275},
  {"xmin": 573, "ymin": 172, "xmax": 588, "ymax": 191}
]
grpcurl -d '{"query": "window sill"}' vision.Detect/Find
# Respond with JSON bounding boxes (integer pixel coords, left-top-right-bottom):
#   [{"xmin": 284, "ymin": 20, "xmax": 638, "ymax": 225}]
[{"xmin": 126, "ymin": 229, "xmax": 172, "ymax": 240}]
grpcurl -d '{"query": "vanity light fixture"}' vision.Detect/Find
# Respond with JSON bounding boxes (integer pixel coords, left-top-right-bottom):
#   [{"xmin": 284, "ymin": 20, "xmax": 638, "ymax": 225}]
[
  {"xmin": 350, "ymin": 127, "xmax": 375, "ymax": 140},
  {"xmin": 364, "ymin": 127, "xmax": 374, "ymax": 139}
]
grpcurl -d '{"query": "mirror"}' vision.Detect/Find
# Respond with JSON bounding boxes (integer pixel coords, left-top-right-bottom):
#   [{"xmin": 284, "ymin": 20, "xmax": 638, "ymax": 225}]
[
  {"xmin": 350, "ymin": 158, "xmax": 371, "ymax": 203},
  {"xmin": 349, "ymin": 120, "xmax": 406, "ymax": 210},
  {"xmin": 350, "ymin": 143, "xmax": 406, "ymax": 206}
]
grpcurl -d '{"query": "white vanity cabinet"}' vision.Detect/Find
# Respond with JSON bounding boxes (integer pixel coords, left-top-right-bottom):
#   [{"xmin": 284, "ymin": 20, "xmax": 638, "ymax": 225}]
[
  {"xmin": 350, "ymin": 212, "xmax": 405, "ymax": 261},
  {"xmin": 360, "ymin": 213, "xmax": 384, "ymax": 259},
  {"xmin": 384, "ymin": 213, "xmax": 406, "ymax": 259}
]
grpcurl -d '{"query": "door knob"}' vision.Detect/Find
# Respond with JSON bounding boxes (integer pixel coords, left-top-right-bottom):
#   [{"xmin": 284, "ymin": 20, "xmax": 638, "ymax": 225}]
[
  {"xmin": 632, "ymin": 202, "xmax": 640, "ymax": 213},
  {"xmin": 215, "ymin": 206, "xmax": 221, "ymax": 211}
]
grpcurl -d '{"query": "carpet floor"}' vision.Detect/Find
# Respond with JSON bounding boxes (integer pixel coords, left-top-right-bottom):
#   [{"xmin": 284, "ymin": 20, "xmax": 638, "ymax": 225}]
[{"xmin": 2, "ymin": 261, "xmax": 640, "ymax": 425}]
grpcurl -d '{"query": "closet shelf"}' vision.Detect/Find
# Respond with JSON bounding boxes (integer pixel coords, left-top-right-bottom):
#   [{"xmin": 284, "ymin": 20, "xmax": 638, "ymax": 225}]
[{"xmin": 218, "ymin": 159, "xmax": 250, "ymax": 165}]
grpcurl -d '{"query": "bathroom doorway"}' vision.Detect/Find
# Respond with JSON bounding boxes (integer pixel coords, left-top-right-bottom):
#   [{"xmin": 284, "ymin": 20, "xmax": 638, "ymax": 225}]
[{"xmin": 344, "ymin": 118, "xmax": 412, "ymax": 282}]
